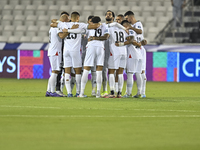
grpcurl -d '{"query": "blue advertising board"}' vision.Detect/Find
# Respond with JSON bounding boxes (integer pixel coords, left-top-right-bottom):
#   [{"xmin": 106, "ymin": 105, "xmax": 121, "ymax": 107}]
[{"xmin": 179, "ymin": 53, "xmax": 200, "ymax": 82}]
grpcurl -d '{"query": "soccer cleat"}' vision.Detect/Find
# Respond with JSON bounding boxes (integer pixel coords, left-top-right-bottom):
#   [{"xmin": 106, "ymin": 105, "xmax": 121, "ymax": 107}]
[
  {"xmin": 56, "ymin": 91, "xmax": 67, "ymax": 97},
  {"xmin": 67, "ymin": 93, "xmax": 73, "ymax": 97},
  {"xmin": 117, "ymin": 91, "xmax": 122, "ymax": 98},
  {"xmin": 78, "ymin": 94, "xmax": 87, "ymax": 98},
  {"xmin": 101, "ymin": 91, "xmax": 108, "ymax": 96},
  {"xmin": 96, "ymin": 91, "xmax": 101, "ymax": 98},
  {"xmin": 133, "ymin": 94, "xmax": 142, "ymax": 98},
  {"xmin": 74, "ymin": 93, "xmax": 79, "ymax": 97},
  {"xmin": 122, "ymin": 94, "xmax": 132, "ymax": 98},
  {"xmin": 50, "ymin": 92, "xmax": 63, "ymax": 97},
  {"xmin": 141, "ymin": 94, "xmax": 146, "ymax": 98},
  {"xmin": 45, "ymin": 91, "xmax": 51, "ymax": 97},
  {"xmin": 91, "ymin": 90, "xmax": 96, "ymax": 97},
  {"xmin": 103, "ymin": 93, "xmax": 116, "ymax": 98}
]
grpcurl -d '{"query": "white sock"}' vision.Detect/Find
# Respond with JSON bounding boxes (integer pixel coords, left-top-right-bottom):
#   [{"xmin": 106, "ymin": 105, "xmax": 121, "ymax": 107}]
[
  {"xmin": 70, "ymin": 76, "xmax": 75, "ymax": 92},
  {"xmin": 102, "ymin": 68, "xmax": 108, "ymax": 92},
  {"xmin": 141, "ymin": 73, "xmax": 147, "ymax": 95},
  {"xmin": 91, "ymin": 71, "xmax": 96, "ymax": 91},
  {"xmin": 80, "ymin": 69, "xmax": 89, "ymax": 95},
  {"xmin": 96, "ymin": 71, "xmax": 102, "ymax": 93},
  {"xmin": 118, "ymin": 74, "xmax": 124, "ymax": 93},
  {"xmin": 49, "ymin": 73, "xmax": 57, "ymax": 93},
  {"xmin": 60, "ymin": 74, "xmax": 65, "ymax": 92},
  {"xmin": 76, "ymin": 74, "xmax": 81, "ymax": 94},
  {"xmin": 127, "ymin": 73, "xmax": 133, "ymax": 95},
  {"xmin": 109, "ymin": 74, "xmax": 115, "ymax": 92},
  {"xmin": 47, "ymin": 78, "xmax": 51, "ymax": 92},
  {"xmin": 115, "ymin": 82, "xmax": 118, "ymax": 93},
  {"xmin": 135, "ymin": 73, "xmax": 142, "ymax": 95},
  {"xmin": 65, "ymin": 73, "xmax": 71, "ymax": 94}
]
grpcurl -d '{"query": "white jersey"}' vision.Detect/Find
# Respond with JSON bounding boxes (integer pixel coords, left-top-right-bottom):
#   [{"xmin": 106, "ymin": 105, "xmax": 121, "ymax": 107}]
[
  {"xmin": 126, "ymin": 30, "xmax": 142, "ymax": 60},
  {"xmin": 86, "ymin": 23, "xmax": 107, "ymax": 48},
  {"xmin": 105, "ymin": 26, "xmax": 127, "ymax": 56},
  {"xmin": 57, "ymin": 22, "xmax": 87, "ymax": 52},
  {"xmin": 48, "ymin": 27, "xmax": 63, "ymax": 56}
]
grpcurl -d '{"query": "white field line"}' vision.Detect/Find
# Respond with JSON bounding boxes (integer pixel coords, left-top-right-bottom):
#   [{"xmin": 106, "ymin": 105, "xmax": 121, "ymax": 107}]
[
  {"xmin": 0, "ymin": 115, "xmax": 200, "ymax": 118},
  {"xmin": 0, "ymin": 105, "xmax": 199, "ymax": 112},
  {"xmin": 0, "ymin": 105, "xmax": 61, "ymax": 109}
]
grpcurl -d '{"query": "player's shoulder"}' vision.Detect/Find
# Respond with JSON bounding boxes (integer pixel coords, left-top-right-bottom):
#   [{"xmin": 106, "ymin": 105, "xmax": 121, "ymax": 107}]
[{"xmin": 135, "ymin": 21, "xmax": 143, "ymax": 28}]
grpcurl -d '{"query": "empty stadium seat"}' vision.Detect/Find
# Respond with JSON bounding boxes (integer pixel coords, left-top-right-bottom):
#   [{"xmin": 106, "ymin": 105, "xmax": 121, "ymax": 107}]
[
  {"xmin": 71, "ymin": 6, "xmax": 83, "ymax": 12},
  {"xmin": 27, "ymin": 25, "xmax": 38, "ymax": 31},
  {"xmin": 9, "ymin": 0, "xmax": 20, "ymax": 5},
  {"xmin": 20, "ymin": 36, "xmax": 31, "ymax": 42},
  {"xmin": 43, "ymin": 36, "xmax": 49, "ymax": 43},
  {"xmin": 39, "ymin": 25, "xmax": 50, "ymax": 31},
  {"xmin": 36, "ymin": 10, "xmax": 46, "ymax": 16},
  {"xmin": 13, "ymin": 10, "xmax": 24, "ymax": 16},
  {"xmin": 2, "ymin": 31, "xmax": 13, "ymax": 37},
  {"xmin": 8, "ymin": 36, "xmax": 21, "ymax": 43},
  {"xmin": 2, "ymin": 10, "xmax": 12, "ymax": 15},
  {"xmin": 32, "ymin": 0, "xmax": 43, "ymax": 5},
  {"xmin": 49, "ymin": 5, "xmax": 59, "ymax": 11},
  {"xmin": 83, "ymin": 6, "xmax": 94, "ymax": 11},
  {"xmin": 14, "ymin": 5, "xmax": 26, "ymax": 10},
  {"xmin": 20, "ymin": 0, "xmax": 31, "ymax": 5},
  {"xmin": 59, "ymin": 6, "xmax": 71, "ymax": 13},
  {"xmin": 16, "ymin": 26, "xmax": 27, "ymax": 31},
  {"xmin": 91, "ymin": 1, "xmax": 101, "ymax": 6},
  {"xmin": 0, "ymin": 36, "xmax": 8, "ymax": 42},
  {"xmin": 31, "ymin": 36, "xmax": 44, "ymax": 42},
  {"xmin": 56, "ymin": 0, "xmax": 66, "ymax": 6},
  {"xmin": 68, "ymin": 0, "xmax": 78, "ymax": 6},
  {"xmin": 3, "ymin": 5, "xmax": 14, "ymax": 10},
  {"xmin": 13, "ymin": 20, "xmax": 24, "ymax": 26},
  {"xmin": 79, "ymin": 0, "xmax": 90, "ymax": 6},
  {"xmin": 44, "ymin": 0, "xmax": 55, "ymax": 5},
  {"xmin": 4, "ymin": 25, "xmax": 15, "ymax": 31},
  {"xmin": 37, "ymin": 31, "xmax": 48, "ymax": 37},
  {"xmin": 103, "ymin": 1, "xmax": 113, "ymax": 6},
  {"xmin": 0, "ymin": 0, "xmax": 8, "ymax": 5},
  {"xmin": 115, "ymin": 1, "xmax": 126, "ymax": 6},
  {"xmin": 26, "ymin": 31, "xmax": 36, "ymax": 36},
  {"xmin": 14, "ymin": 31, "xmax": 25, "ymax": 36}
]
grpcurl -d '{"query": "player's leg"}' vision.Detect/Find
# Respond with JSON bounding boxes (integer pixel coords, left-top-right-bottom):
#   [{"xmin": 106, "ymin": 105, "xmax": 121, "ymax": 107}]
[
  {"xmin": 117, "ymin": 67, "xmax": 124, "ymax": 98},
  {"xmin": 134, "ymin": 59, "xmax": 143, "ymax": 98},
  {"xmin": 141, "ymin": 71, "xmax": 147, "ymax": 98},
  {"xmin": 115, "ymin": 70, "xmax": 119, "ymax": 95},
  {"xmin": 79, "ymin": 66, "xmax": 91, "ymax": 97},
  {"xmin": 46, "ymin": 55, "xmax": 63, "ymax": 97},
  {"xmin": 140, "ymin": 47, "xmax": 147, "ymax": 98},
  {"xmin": 79, "ymin": 45, "xmax": 96, "ymax": 97},
  {"xmin": 96, "ymin": 66, "xmax": 103, "ymax": 98},
  {"xmin": 91, "ymin": 66, "xmax": 97, "ymax": 96},
  {"xmin": 108, "ymin": 69, "xmax": 116, "ymax": 98},
  {"xmin": 102, "ymin": 67, "xmax": 108, "ymax": 96},
  {"xmin": 63, "ymin": 50, "xmax": 73, "ymax": 97},
  {"xmin": 95, "ymin": 47, "xmax": 104, "ymax": 98},
  {"xmin": 117, "ymin": 54, "xmax": 126, "ymax": 98},
  {"xmin": 71, "ymin": 51, "xmax": 82, "ymax": 97},
  {"xmin": 70, "ymin": 68, "xmax": 76, "ymax": 92}
]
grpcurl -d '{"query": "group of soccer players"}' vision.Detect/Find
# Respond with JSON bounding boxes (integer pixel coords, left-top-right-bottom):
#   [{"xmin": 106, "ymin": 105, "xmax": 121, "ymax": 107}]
[{"xmin": 46, "ymin": 10, "xmax": 147, "ymax": 98}]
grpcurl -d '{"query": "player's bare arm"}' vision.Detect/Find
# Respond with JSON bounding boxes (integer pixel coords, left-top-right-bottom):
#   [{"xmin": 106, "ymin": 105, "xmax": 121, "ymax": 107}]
[
  {"xmin": 87, "ymin": 23, "xmax": 101, "ymax": 29},
  {"xmin": 50, "ymin": 22, "xmax": 58, "ymax": 27},
  {"xmin": 59, "ymin": 24, "xmax": 79, "ymax": 39},
  {"xmin": 88, "ymin": 34, "xmax": 109, "ymax": 42},
  {"xmin": 128, "ymin": 26, "xmax": 142, "ymax": 34}
]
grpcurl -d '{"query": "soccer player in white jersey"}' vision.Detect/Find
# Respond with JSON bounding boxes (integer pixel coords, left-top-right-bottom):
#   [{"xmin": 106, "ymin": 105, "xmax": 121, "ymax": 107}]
[
  {"xmin": 101, "ymin": 10, "xmax": 115, "ymax": 97},
  {"xmin": 79, "ymin": 16, "xmax": 107, "ymax": 98},
  {"xmin": 114, "ymin": 14, "xmax": 124, "ymax": 94},
  {"xmin": 51, "ymin": 12, "xmax": 101, "ymax": 97},
  {"xmin": 116, "ymin": 20, "xmax": 143, "ymax": 98},
  {"xmin": 82, "ymin": 15, "xmax": 98, "ymax": 97},
  {"xmin": 124, "ymin": 11, "xmax": 147, "ymax": 98},
  {"xmin": 46, "ymin": 14, "xmax": 70, "ymax": 97}
]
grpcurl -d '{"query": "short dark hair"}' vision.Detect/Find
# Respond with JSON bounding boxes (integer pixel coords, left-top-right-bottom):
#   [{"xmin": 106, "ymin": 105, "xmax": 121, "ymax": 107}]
[
  {"xmin": 117, "ymin": 14, "xmax": 124, "ymax": 18},
  {"xmin": 60, "ymin": 11, "xmax": 69, "ymax": 16},
  {"xmin": 105, "ymin": 10, "xmax": 115, "ymax": 18},
  {"xmin": 88, "ymin": 15, "xmax": 94, "ymax": 21},
  {"xmin": 121, "ymin": 20, "xmax": 129, "ymax": 25},
  {"xmin": 92, "ymin": 16, "xmax": 101, "ymax": 23},
  {"xmin": 71, "ymin": 11, "xmax": 80, "ymax": 16},
  {"xmin": 124, "ymin": 11, "xmax": 134, "ymax": 16}
]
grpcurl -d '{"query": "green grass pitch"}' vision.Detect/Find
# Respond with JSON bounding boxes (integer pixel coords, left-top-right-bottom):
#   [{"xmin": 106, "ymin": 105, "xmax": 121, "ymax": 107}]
[{"xmin": 0, "ymin": 78, "xmax": 200, "ymax": 150}]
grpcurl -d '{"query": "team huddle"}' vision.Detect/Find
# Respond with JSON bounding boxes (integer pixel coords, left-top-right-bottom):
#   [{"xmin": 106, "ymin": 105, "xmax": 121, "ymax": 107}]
[{"xmin": 46, "ymin": 10, "xmax": 147, "ymax": 98}]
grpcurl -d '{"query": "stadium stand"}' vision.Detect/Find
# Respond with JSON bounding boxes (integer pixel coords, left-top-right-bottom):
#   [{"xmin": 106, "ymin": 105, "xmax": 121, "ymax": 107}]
[{"xmin": 0, "ymin": 0, "xmax": 199, "ymax": 43}]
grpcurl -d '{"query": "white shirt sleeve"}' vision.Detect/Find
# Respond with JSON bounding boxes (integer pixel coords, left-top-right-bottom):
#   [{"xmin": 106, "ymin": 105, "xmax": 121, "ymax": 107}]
[
  {"xmin": 57, "ymin": 28, "xmax": 63, "ymax": 34},
  {"xmin": 57, "ymin": 22, "xmax": 69, "ymax": 30},
  {"xmin": 108, "ymin": 22, "xmax": 126, "ymax": 30}
]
